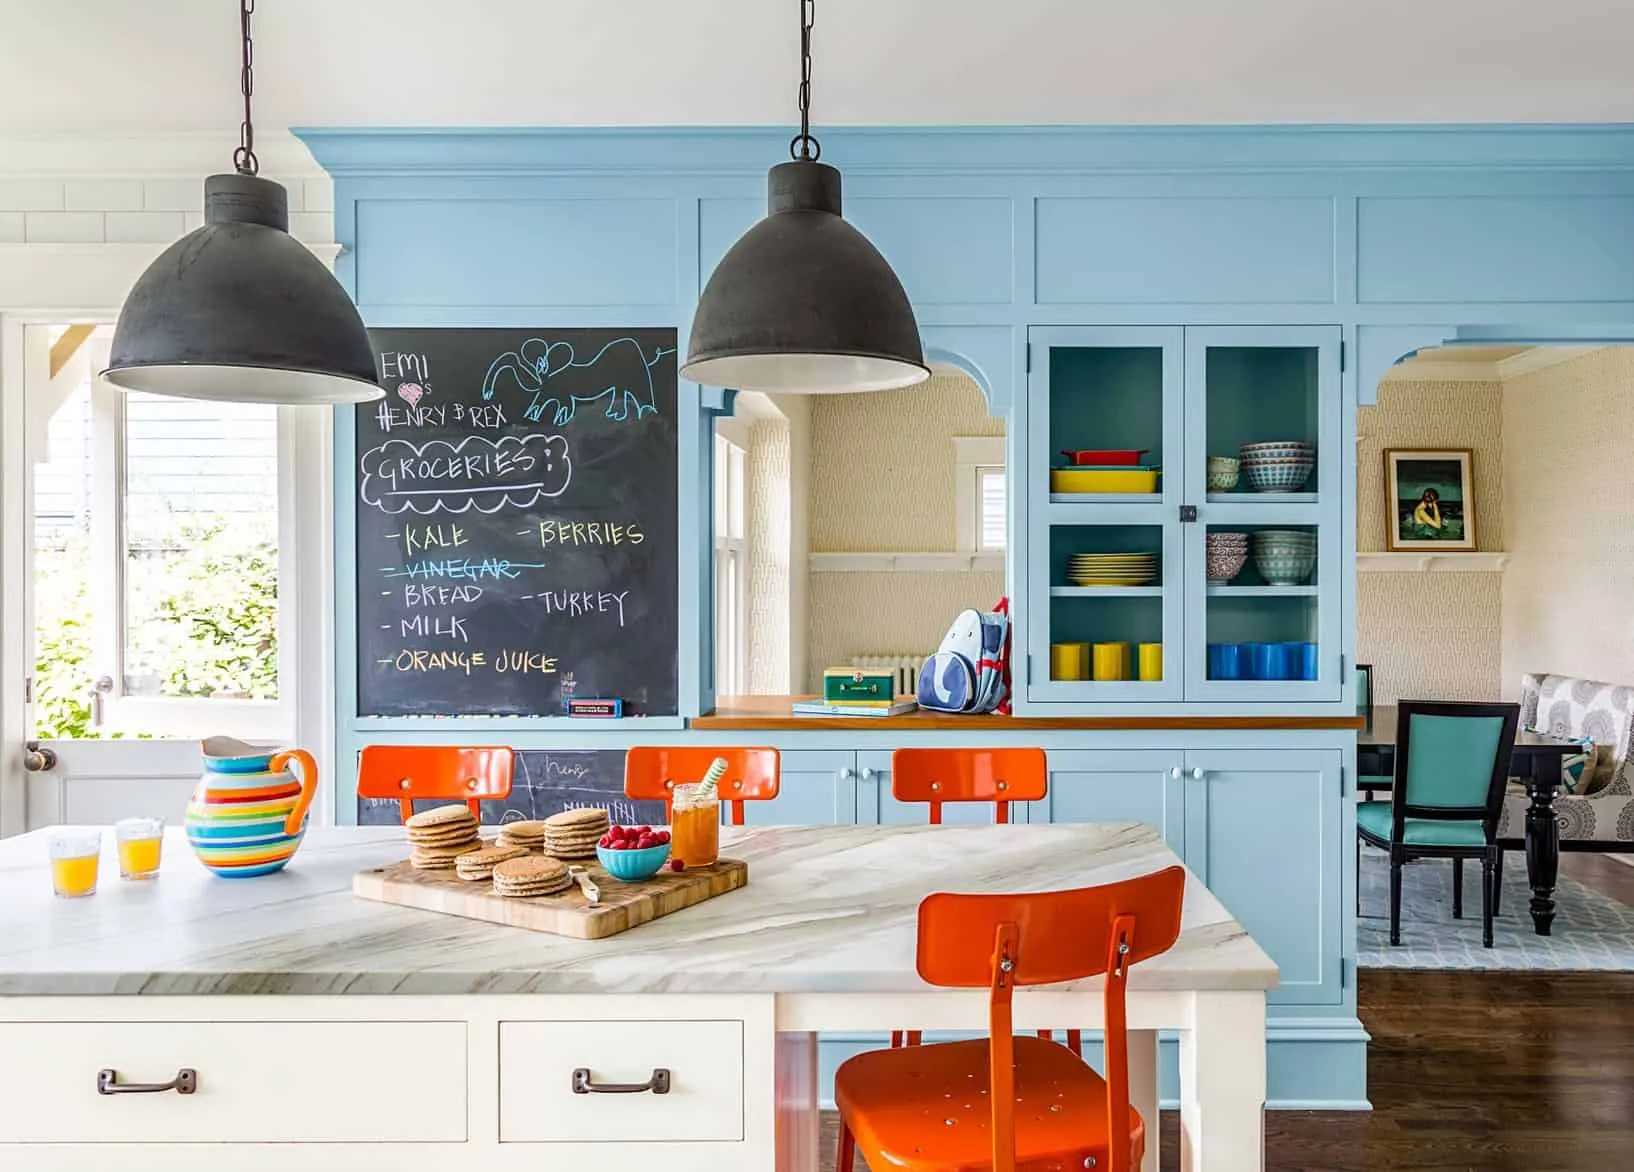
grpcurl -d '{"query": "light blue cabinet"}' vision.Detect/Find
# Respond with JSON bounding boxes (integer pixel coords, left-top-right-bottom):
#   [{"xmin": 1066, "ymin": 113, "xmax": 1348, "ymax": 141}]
[
  {"xmin": 1182, "ymin": 748, "xmax": 1344, "ymax": 1006},
  {"xmin": 739, "ymin": 750, "xmax": 858, "ymax": 825},
  {"xmin": 1033, "ymin": 750, "xmax": 1184, "ymax": 850},
  {"xmin": 1025, "ymin": 325, "xmax": 1344, "ymax": 707}
]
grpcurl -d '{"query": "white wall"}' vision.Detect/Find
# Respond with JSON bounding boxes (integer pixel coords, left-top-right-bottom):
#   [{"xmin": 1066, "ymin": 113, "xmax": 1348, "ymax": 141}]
[{"xmin": 2, "ymin": 2, "xmax": 1633, "ymax": 132}]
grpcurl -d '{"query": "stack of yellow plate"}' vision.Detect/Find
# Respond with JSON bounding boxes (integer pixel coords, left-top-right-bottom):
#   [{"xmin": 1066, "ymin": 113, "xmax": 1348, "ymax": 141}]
[{"xmin": 1067, "ymin": 553, "xmax": 1157, "ymax": 586}]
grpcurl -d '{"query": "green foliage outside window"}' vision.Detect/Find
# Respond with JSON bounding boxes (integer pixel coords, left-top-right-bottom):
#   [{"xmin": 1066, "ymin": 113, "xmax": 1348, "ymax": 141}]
[{"xmin": 32, "ymin": 518, "xmax": 277, "ymax": 740}]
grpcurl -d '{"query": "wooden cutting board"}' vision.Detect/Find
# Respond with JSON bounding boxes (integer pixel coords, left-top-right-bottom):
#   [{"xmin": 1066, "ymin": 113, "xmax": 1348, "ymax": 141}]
[{"xmin": 352, "ymin": 856, "xmax": 748, "ymax": 940}]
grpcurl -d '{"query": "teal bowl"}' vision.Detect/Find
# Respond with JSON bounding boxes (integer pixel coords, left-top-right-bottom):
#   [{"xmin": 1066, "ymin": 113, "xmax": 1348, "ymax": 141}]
[{"xmin": 596, "ymin": 842, "xmax": 671, "ymax": 882}]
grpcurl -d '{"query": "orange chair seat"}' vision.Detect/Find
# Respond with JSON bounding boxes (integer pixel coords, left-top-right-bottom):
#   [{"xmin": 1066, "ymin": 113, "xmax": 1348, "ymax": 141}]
[{"xmin": 835, "ymin": 1036, "xmax": 1144, "ymax": 1172}]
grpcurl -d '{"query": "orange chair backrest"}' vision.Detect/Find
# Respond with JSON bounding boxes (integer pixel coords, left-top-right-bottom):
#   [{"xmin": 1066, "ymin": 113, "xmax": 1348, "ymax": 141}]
[
  {"xmin": 890, "ymin": 747, "xmax": 1048, "ymax": 825},
  {"xmin": 624, "ymin": 747, "xmax": 780, "ymax": 825},
  {"xmin": 356, "ymin": 745, "xmax": 514, "ymax": 823},
  {"xmin": 916, "ymin": 866, "xmax": 1187, "ymax": 1172}
]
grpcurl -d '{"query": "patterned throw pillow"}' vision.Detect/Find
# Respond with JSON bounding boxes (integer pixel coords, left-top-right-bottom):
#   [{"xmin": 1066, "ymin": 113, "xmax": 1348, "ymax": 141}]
[{"xmin": 1527, "ymin": 729, "xmax": 1597, "ymax": 794}]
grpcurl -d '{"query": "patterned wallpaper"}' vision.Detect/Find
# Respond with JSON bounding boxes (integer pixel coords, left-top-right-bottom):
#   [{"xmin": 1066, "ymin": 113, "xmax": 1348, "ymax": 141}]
[
  {"xmin": 745, "ymin": 415, "xmax": 792, "ymax": 694},
  {"xmin": 810, "ymin": 374, "xmax": 1003, "ymax": 552},
  {"xmin": 1501, "ymin": 349, "xmax": 1634, "ymax": 695},
  {"xmin": 807, "ymin": 374, "xmax": 1004, "ymax": 688},
  {"xmin": 1357, "ymin": 377, "xmax": 1505, "ymax": 703}
]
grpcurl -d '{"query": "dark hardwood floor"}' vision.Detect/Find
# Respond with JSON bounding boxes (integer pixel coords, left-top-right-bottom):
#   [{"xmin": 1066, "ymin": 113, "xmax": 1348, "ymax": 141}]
[{"xmin": 819, "ymin": 857, "xmax": 1634, "ymax": 1171}]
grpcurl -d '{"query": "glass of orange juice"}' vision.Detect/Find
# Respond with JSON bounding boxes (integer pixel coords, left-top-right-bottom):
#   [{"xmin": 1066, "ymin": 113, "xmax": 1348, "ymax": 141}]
[
  {"xmin": 670, "ymin": 783, "xmax": 720, "ymax": 869},
  {"xmin": 49, "ymin": 830, "xmax": 102, "ymax": 898},
  {"xmin": 115, "ymin": 817, "xmax": 164, "ymax": 880}
]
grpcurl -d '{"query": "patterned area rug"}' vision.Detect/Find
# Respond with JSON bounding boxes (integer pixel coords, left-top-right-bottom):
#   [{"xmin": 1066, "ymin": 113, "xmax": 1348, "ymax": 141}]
[{"xmin": 1358, "ymin": 847, "xmax": 1634, "ymax": 969}]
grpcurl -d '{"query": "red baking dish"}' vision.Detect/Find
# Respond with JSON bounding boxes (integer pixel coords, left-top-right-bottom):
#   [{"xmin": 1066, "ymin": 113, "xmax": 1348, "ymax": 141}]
[{"xmin": 1060, "ymin": 448, "xmax": 1149, "ymax": 466}]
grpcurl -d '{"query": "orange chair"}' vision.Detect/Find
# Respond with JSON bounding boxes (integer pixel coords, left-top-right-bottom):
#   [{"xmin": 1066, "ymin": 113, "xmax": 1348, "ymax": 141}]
[
  {"xmin": 835, "ymin": 866, "xmax": 1187, "ymax": 1172},
  {"xmin": 356, "ymin": 745, "xmax": 513, "ymax": 823},
  {"xmin": 624, "ymin": 747, "xmax": 780, "ymax": 825},
  {"xmin": 889, "ymin": 748, "xmax": 1069, "ymax": 1052}
]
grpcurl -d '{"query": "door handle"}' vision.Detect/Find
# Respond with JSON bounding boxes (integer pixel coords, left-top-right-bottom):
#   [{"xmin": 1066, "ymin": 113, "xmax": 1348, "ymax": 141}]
[
  {"xmin": 22, "ymin": 741, "xmax": 57, "ymax": 772},
  {"xmin": 97, "ymin": 1068, "xmax": 197, "ymax": 1096},
  {"xmin": 571, "ymin": 1067, "xmax": 671, "ymax": 1095},
  {"xmin": 1167, "ymin": 766, "xmax": 1183, "ymax": 781},
  {"xmin": 89, "ymin": 675, "xmax": 113, "ymax": 728},
  {"xmin": 1191, "ymin": 767, "xmax": 1206, "ymax": 781},
  {"xmin": 859, "ymin": 767, "xmax": 875, "ymax": 782}
]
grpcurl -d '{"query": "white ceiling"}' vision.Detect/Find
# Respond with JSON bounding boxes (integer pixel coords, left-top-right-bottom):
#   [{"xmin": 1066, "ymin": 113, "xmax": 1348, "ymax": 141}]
[{"xmin": 2, "ymin": 0, "xmax": 1633, "ymax": 134}]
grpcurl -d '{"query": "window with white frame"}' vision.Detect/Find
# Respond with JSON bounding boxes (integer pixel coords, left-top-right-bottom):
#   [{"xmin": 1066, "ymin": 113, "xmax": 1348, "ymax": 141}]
[
  {"xmin": 713, "ymin": 430, "xmax": 749, "ymax": 696},
  {"xmin": 29, "ymin": 328, "xmax": 298, "ymax": 740},
  {"xmin": 954, "ymin": 436, "xmax": 1006, "ymax": 553}
]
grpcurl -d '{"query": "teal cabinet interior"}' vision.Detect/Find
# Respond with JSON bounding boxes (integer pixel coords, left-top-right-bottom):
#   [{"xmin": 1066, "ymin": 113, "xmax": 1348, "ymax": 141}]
[{"xmin": 1026, "ymin": 324, "xmax": 1344, "ymax": 707}]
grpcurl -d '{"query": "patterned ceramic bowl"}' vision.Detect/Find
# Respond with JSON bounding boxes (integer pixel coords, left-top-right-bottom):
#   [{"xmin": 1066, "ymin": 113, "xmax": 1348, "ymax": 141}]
[
  {"xmin": 1243, "ymin": 460, "xmax": 1313, "ymax": 492},
  {"xmin": 1240, "ymin": 440, "xmax": 1315, "ymax": 457},
  {"xmin": 1206, "ymin": 548, "xmax": 1248, "ymax": 583}
]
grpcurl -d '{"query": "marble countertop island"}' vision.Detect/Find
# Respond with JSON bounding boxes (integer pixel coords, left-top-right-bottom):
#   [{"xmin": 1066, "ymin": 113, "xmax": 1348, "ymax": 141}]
[{"xmin": 0, "ymin": 824, "xmax": 1276, "ymax": 997}]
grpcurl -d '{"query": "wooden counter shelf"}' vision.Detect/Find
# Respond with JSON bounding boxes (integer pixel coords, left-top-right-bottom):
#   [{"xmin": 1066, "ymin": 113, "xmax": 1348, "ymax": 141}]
[{"xmin": 695, "ymin": 695, "xmax": 1365, "ymax": 732}]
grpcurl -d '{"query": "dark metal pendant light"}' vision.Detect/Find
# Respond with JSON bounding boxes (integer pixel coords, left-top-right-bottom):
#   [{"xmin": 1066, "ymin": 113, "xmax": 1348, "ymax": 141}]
[
  {"xmin": 103, "ymin": 0, "xmax": 382, "ymax": 405},
  {"xmin": 682, "ymin": 0, "xmax": 928, "ymax": 394}
]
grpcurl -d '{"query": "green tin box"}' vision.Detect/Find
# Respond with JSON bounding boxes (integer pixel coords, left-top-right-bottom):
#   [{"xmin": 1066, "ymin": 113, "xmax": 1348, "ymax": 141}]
[{"xmin": 822, "ymin": 667, "xmax": 899, "ymax": 706}]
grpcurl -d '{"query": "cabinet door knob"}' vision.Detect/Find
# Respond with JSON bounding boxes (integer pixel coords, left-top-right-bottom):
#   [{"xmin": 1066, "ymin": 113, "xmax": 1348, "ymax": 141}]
[
  {"xmin": 1191, "ymin": 766, "xmax": 1206, "ymax": 781},
  {"xmin": 839, "ymin": 768, "xmax": 855, "ymax": 782},
  {"xmin": 859, "ymin": 767, "xmax": 874, "ymax": 782},
  {"xmin": 1167, "ymin": 766, "xmax": 1183, "ymax": 780}
]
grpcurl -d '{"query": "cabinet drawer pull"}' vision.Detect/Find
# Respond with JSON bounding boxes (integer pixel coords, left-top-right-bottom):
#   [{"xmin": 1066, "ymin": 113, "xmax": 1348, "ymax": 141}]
[
  {"xmin": 571, "ymin": 1067, "xmax": 671, "ymax": 1095},
  {"xmin": 97, "ymin": 1068, "xmax": 197, "ymax": 1096}
]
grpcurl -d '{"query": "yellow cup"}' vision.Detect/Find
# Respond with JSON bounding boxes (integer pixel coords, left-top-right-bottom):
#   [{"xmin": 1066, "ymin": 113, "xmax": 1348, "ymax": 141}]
[
  {"xmin": 1050, "ymin": 642, "xmax": 1089, "ymax": 681},
  {"xmin": 1092, "ymin": 642, "xmax": 1131, "ymax": 682},
  {"xmin": 1138, "ymin": 642, "xmax": 1164, "ymax": 682}
]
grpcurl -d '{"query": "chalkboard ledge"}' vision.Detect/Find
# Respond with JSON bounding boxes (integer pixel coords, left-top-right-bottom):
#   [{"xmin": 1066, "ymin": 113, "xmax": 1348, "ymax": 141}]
[{"xmin": 352, "ymin": 716, "xmax": 688, "ymax": 732}]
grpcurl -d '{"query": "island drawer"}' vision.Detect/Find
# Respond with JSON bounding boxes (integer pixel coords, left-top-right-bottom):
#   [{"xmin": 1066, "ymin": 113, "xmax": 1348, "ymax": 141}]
[
  {"xmin": 499, "ymin": 1018, "xmax": 744, "ymax": 1143},
  {"xmin": 0, "ymin": 1020, "xmax": 467, "ymax": 1144}
]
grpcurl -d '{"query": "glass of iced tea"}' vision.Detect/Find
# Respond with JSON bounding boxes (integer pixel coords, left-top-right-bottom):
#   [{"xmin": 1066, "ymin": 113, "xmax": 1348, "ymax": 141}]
[
  {"xmin": 115, "ymin": 817, "xmax": 164, "ymax": 880},
  {"xmin": 49, "ymin": 830, "xmax": 102, "ymax": 898},
  {"xmin": 670, "ymin": 783, "xmax": 720, "ymax": 869}
]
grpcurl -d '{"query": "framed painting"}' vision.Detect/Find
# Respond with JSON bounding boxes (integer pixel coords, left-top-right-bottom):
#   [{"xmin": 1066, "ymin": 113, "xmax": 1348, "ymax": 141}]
[{"xmin": 1383, "ymin": 449, "xmax": 1476, "ymax": 552}]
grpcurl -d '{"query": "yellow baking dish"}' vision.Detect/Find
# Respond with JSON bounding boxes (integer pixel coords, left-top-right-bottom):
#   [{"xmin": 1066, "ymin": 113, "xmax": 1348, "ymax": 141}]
[{"xmin": 1050, "ymin": 467, "xmax": 1160, "ymax": 494}]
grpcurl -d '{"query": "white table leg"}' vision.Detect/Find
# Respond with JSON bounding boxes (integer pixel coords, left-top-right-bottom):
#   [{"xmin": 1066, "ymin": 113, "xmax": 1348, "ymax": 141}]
[
  {"xmin": 1177, "ymin": 991, "xmax": 1266, "ymax": 1172},
  {"xmin": 1128, "ymin": 1028, "xmax": 1160, "ymax": 1172},
  {"xmin": 775, "ymin": 1030, "xmax": 820, "ymax": 1172}
]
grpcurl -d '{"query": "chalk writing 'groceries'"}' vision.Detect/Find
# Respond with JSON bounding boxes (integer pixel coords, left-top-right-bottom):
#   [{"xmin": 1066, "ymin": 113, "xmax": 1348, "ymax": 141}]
[{"xmin": 359, "ymin": 434, "xmax": 571, "ymax": 515}]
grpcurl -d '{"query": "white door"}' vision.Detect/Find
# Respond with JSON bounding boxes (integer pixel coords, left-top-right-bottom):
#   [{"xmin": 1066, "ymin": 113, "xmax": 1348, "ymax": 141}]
[{"xmin": 0, "ymin": 320, "xmax": 329, "ymax": 837}]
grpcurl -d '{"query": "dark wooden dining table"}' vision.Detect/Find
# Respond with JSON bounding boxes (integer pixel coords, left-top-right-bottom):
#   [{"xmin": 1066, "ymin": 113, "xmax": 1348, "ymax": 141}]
[{"xmin": 1358, "ymin": 705, "xmax": 1582, "ymax": 936}]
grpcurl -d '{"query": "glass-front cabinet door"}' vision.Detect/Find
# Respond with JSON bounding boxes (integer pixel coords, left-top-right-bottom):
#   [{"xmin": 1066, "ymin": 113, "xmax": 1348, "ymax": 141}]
[
  {"xmin": 1182, "ymin": 326, "xmax": 1343, "ymax": 702},
  {"xmin": 1026, "ymin": 327, "xmax": 1185, "ymax": 702}
]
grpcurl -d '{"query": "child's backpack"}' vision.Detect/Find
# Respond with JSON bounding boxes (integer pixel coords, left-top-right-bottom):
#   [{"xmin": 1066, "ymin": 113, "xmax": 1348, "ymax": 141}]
[{"xmin": 917, "ymin": 597, "xmax": 1012, "ymax": 715}]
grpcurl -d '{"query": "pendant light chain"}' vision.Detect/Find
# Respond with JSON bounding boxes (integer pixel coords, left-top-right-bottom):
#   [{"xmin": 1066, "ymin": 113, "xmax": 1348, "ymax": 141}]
[
  {"xmin": 232, "ymin": 0, "xmax": 259, "ymax": 176},
  {"xmin": 789, "ymin": 0, "xmax": 821, "ymax": 162}
]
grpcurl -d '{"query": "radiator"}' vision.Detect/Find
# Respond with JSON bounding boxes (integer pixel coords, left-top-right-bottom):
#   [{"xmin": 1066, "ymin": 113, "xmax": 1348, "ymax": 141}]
[{"xmin": 848, "ymin": 655, "xmax": 929, "ymax": 698}]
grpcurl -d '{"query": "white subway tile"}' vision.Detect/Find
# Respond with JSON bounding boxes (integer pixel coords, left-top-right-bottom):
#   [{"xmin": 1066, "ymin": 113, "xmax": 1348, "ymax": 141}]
[
  {"xmin": 0, "ymin": 179, "xmax": 65, "ymax": 212},
  {"xmin": 274, "ymin": 177, "xmax": 305, "ymax": 212},
  {"xmin": 64, "ymin": 179, "xmax": 144, "ymax": 211},
  {"xmin": 143, "ymin": 178, "xmax": 203, "ymax": 212},
  {"xmin": 287, "ymin": 211, "xmax": 334, "ymax": 243},
  {"xmin": 183, "ymin": 211, "xmax": 206, "ymax": 232},
  {"xmin": 0, "ymin": 212, "xmax": 24, "ymax": 243},
  {"xmin": 105, "ymin": 211, "xmax": 186, "ymax": 243},
  {"xmin": 24, "ymin": 212, "xmax": 104, "ymax": 243},
  {"xmin": 303, "ymin": 177, "xmax": 334, "ymax": 213}
]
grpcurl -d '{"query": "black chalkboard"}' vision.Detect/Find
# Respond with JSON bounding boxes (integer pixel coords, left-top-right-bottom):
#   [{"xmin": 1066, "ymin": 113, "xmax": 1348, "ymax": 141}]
[
  {"xmin": 356, "ymin": 749, "xmax": 667, "ymax": 827},
  {"xmin": 355, "ymin": 328, "xmax": 678, "ymax": 717}
]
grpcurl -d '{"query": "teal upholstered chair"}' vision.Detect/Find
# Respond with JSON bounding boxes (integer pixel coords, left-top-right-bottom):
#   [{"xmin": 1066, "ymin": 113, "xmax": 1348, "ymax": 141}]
[
  {"xmin": 1357, "ymin": 700, "xmax": 1520, "ymax": 948},
  {"xmin": 1356, "ymin": 664, "xmax": 1393, "ymax": 801}
]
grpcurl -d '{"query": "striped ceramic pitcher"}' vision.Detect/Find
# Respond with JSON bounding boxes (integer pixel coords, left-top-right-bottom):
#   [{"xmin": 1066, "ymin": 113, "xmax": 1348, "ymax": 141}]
[{"xmin": 186, "ymin": 737, "xmax": 318, "ymax": 878}]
